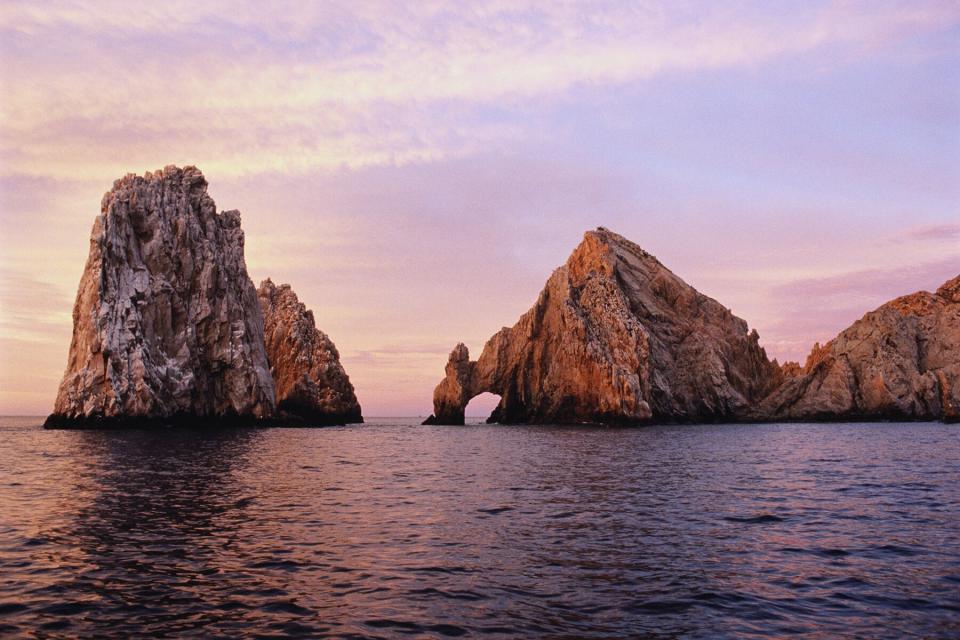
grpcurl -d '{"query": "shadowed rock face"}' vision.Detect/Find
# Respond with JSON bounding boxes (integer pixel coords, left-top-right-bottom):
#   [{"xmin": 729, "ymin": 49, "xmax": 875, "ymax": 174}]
[
  {"xmin": 47, "ymin": 166, "xmax": 275, "ymax": 426},
  {"xmin": 425, "ymin": 228, "xmax": 782, "ymax": 425},
  {"xmin": 751, "ymin": 275, "xmax": 960, "ymax": 422},
  {"xmin": 257, "ymin": 279, "xmax": 362, "ymax": 424}
]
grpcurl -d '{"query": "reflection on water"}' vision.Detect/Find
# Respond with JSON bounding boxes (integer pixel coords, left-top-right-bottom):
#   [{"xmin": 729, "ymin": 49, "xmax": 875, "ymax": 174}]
[{"xmin": 0, "ymin": 417, "xmax": 958, "ymax": 638}]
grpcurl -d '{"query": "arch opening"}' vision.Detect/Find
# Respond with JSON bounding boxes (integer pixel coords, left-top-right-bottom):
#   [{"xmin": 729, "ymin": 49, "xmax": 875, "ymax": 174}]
[{"xmin": 464, "ymin": 392, "xmax": 502, "ymax": 424}]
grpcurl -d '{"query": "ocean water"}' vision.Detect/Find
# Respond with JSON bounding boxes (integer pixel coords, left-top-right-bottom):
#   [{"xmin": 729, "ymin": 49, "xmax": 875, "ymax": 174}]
[{"xmin": 0, "ymin": 417, "xmax": 957, "ymax": 639}]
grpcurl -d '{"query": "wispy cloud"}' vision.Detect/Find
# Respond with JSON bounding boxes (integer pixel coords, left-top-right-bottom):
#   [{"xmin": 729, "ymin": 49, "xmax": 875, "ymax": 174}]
[
  {"xmin": 755, "ymin": 257, "xmax": 960, "ymax": 361},
  {"xmin": 897, "ymin": 222, "xmax": 960, "ymax": 243},
  {"xmin": 2, "ymin": 1, "xmax": 956, "ymax": 178},
  {"xmin": 0, "ymin": 271, "xmax": 73, "ymax": 414},
  {"xmin": 771, "ymin": 257, "xmax": 959, "ymax": 302},
  {"xmin": 0, "ymin": 270, "xmax": 72, "ymax": 342}
]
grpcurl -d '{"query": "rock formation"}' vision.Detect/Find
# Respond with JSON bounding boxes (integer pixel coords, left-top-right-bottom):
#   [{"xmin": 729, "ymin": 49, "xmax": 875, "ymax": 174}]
[
  {"xmin": 424, "ymin": 228, "xmax": 783, "ymax": 425},
  {"xmin": 257, "ymin": 279, "xmax": 362, "ymax": 424},
  {"xmin": 752, "ymin": 275, "xmax": 960, "ymax": 422},
  {"xmin": 48, "ymin": 167, "xmax": 955, "ymax": 429},
  {"xmin": 46, "ymin": 166, "xmax": 276, "ymax": 427}
]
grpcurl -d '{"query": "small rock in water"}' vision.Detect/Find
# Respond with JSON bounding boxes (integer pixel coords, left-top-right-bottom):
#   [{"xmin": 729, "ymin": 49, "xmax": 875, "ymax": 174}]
[{"xmin": 258, "ymin": 278, "xmax": 363, "ymax": 424}]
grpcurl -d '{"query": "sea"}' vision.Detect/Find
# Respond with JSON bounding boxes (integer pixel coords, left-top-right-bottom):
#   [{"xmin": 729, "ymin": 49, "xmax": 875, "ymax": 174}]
[{"xmin": 0, "ymin": 417, "xmax": 957, "ymax": 638}]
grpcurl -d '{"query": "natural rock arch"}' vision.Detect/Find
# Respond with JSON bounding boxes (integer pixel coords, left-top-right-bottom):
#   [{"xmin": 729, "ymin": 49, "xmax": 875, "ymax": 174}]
[
  {"xmin": 423, "ymin": 228, "xmax": 783, "ymax": 426},
  {"xmin": 464, "ymin": 392, "xmax": 503, "ymax": 422}
]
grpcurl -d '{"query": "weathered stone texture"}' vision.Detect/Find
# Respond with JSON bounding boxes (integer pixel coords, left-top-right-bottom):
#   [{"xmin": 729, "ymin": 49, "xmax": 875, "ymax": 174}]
[
  {"xmin": 752, "ymin": 275, "xmax": 960, "ymax": 422},
  {"xmin": 47, "ymin": 166, "xmax": 275, "ymax": 425}
]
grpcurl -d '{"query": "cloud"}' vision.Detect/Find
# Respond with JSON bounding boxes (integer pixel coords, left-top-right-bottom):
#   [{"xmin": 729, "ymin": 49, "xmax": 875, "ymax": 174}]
[
  {"xmin": 2, "ymin": 1, "xmax": 956, "ymax": 178},
  {"xmin": 0, "ymin": 270, "xmax": 73, "ymax": 342},
  {"xmin": 352, "ymin": 344, "xmax": 454, "ymax": 357},
  {"xmin": 0, "ymin": 1, "xmax": 957, "ymax": 414},
  {"xmin": 0, "ymin": 271, "xmax": 73, "ymax": 415},
  {"xmin": 771, "ymin": 257, "xmax": 959, "ymax": 302},
  {"xmin": 753, "ymin": 257, "xmax": 960, "ymax": 361},
  {"xmin": 898, "ymin": 222, "xmax": 960, "ymax": 243}
]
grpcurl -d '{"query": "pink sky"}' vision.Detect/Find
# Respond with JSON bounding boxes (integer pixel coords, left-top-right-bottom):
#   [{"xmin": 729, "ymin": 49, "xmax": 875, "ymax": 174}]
[{"xmin": 1, "ymin": 1, "xmax": 958, "ymax": 416}]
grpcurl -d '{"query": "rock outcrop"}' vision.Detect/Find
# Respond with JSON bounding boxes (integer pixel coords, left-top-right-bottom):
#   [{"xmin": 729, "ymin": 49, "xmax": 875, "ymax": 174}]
[
  {"xmin": 424, "ymin": 228, "xmax": 782, "ymax": 425},
  {"xmin": 257, "ymin": 279, "xmax": 362, "ymax": 424},
  {"xmin": 752, "ymin": 275, "xmax": 960, "ymax": 422},
  {"xmin": 46, "ymin": 166, "xmax": 276, "ymax": 427}
]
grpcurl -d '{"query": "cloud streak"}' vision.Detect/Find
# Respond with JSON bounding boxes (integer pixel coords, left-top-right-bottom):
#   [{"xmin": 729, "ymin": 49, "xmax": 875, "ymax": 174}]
[
  {"xmin": 2, "ymin": 1, "xmax": 956, "ymax": 178},
  {"xmin": 771, "ymin": 258, "xmax": 959, "ymax": 302},
  {"xmin": 897, "ymin": 222, "xmax": 960, "ymax": 243}
]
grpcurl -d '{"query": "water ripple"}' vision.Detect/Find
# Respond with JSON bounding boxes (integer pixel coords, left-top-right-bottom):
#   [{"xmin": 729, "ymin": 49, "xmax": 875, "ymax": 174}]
[{"xmin": 0, "ymin": 417, "xmax": 957, "ymax": 638}]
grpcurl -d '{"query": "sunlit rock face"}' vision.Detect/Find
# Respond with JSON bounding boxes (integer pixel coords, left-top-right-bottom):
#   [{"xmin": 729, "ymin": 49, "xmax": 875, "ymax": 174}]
[
  {"xmin": 257, "ymin": 279, "xmax": 362, "ymax": 424},
  {"xmin": 424, "ymin": 228, "xmax": 782, "ymax": 425},
  {"xmin": 754, "ymin": 275, "xmax": 960, "ymax": 423},
  {"xmin": 46, "ymin": 166, "xmax": 275, "ymax": 427}
]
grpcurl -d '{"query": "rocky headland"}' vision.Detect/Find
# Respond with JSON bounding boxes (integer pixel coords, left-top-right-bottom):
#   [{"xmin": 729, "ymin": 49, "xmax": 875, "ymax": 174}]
[
  {"xmin": 45, "ymin": 166, "xmax": 361, "ymax": 428},
  {"xmin": 424, "ymin": 228, "xmax": 959, "ymax": 425},
  {"xmin": 751, "ymin": 275, "xmax": 959, "ymax": 423}
]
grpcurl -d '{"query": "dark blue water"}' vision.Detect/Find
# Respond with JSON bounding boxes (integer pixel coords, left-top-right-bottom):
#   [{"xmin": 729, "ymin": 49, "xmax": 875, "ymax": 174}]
[{"xmin": 0, "ymin": 418, "xmax": 958, "ymax": 638}]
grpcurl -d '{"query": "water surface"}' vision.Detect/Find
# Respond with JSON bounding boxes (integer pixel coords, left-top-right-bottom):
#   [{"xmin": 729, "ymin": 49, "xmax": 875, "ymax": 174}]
[{"xmin": 0, "ymin": 418, "xmax": 958, "ymax": 638}]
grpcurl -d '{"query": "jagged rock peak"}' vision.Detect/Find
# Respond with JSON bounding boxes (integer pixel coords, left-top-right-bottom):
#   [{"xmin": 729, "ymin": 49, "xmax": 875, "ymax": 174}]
[
  {"xmin": 753, "ymin": 273, "xmax": 960, "ymax": 422},
  {"xmin": 936, "ymin": 275, "xmax": 960, "ymax": 303},
  {"xmin": 257, "ymin": 279, "xmax": 362, "ymax": 424},
  {"xmin": 46, "ymin": 166, "xmax": 276, "ymax": 427},
  {"xmin": 424, "ymin": 227, "xmax": 782, "ymax": 425}
]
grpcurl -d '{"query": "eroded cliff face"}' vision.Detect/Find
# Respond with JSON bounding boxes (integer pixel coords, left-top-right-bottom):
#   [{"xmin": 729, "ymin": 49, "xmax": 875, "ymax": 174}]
[
  {"xmin": 752, "ymin": 275, "xmax": 960, "ymax": 422},
  {"xmin": 425, "ymin": 228, "xmax": 782, "ymax": 425},
  {"xmin": 257, "ymin": 279, "xmax": 362, "ymax": 424},
  {"xmin": 46, "ymin": 166, "xmax": 276, "ymax": 426}
]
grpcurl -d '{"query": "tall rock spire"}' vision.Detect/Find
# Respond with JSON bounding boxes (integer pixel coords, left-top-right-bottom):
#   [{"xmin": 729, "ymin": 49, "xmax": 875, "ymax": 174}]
[{"xmin": 46, "ymin": 166, "xmax": 275, "ymax": 426}]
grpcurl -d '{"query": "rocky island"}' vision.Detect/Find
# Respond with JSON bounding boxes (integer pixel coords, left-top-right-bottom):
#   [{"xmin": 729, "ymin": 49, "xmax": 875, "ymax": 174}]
[
  {"xmin": 424, "ymin": 228, "xmax": 959, "ymax": 425},
  {"xmin": 424, "ymin": 228, "xmax": 784, "ymax": 425},
  {"xmin": 45, "ymin": 166, "xmax": 361, "ymax": 428}
]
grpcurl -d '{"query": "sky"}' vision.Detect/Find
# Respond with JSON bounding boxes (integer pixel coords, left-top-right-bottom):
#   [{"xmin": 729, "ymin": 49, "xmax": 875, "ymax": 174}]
[{"xmin": 0, "ymin": 1, "xmax": 958, "ymax": 417}]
